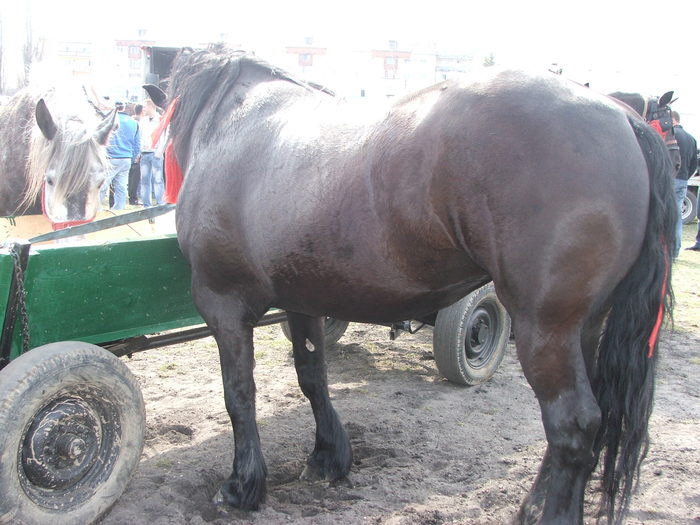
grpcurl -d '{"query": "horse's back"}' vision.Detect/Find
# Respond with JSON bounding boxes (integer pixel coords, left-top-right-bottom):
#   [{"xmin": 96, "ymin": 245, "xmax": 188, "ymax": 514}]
[{"xmin": 176, "ymin": 69, "xmax": 651, "ymax": 322}]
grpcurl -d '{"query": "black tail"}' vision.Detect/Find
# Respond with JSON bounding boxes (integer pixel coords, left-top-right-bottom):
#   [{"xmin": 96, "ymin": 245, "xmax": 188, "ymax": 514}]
[{"xmin": 592, "ymin": 116, "xmax": 676, "ymax": 524}]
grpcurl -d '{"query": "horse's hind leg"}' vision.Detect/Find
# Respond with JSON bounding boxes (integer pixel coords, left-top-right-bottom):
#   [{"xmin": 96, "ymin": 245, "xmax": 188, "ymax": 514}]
[
  {"xmin": 512, "ymin": 315, "xmax": 602, "ymax": 525},
  {"xmin": 286, "ymin": 312, "xmax": 353, "ymax": 481},
  {"xmin": 515, "ymin": 311, "xmax": 606, "ymax": 524},
  {"xmin": 190, "ymin": 283, "xmax": 267, "ymax": 510}
]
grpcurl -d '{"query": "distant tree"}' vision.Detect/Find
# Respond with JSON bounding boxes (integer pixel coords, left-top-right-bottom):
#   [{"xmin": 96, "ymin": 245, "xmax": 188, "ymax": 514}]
[
  {"xmin": 483, "ymin": 53, "xmax": 495, "ymax": 67},
  {"xmin": 21, "ymin": 16, "xmax": 42, "ymax": 87}
]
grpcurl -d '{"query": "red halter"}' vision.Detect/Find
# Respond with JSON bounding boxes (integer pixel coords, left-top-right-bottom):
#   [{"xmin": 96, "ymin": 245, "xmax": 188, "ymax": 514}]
[{"xmin": 41, "ymin": 183, "xmax": 96, "ymax": 231}]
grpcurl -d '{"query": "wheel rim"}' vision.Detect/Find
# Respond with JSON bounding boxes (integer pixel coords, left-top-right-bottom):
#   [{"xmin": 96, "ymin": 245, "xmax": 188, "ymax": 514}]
[
  {"xmin": 682, "ymin": 197, "xmax": 690, "ymax": 220},
  {"xmin": 464, "ymin": 302, "xmax": 501, "ymax": 369},
  {"xmin": 18, "ymin": 387, "xmax": 122, "ymax": 510}
]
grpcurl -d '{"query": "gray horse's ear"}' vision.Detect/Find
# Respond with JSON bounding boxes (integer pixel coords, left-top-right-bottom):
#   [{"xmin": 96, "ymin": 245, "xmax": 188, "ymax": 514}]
[
  {"xmin": 143, "ymin": 84, "xmax": 167, "ymax": 108},
  {"xmin": 36, "ymin": 99, "xmax": 58, "ymax": 140},
  {"xmin": 659, "ymin": 91, "xmax": 674, "ymax": 107},
  {"xmin": 94, "ymin": 109, "xmax": 118, "ymax": 145}
]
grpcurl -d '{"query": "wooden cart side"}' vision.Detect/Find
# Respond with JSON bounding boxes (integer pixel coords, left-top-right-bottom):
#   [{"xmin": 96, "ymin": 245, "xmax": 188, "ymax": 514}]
[
  {"xmin": 0, "ymin": 251, "xmax": 17, "ymax": 364},
  {"xmin": 6, "ymin": 235, "xmax": 203, "ymax": 359},
  {"xmin": 0, "ymin": 253, "xmax": 13, "ymax": 318}
]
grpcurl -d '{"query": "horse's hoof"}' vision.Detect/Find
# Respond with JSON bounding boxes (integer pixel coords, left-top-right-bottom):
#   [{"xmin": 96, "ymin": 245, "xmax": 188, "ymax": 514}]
[
  {"xmin": 212, "ymin": 486, "xmax": 244, "ymax": 511},
  {"xmin": 300, "ymin": 464, "xmax": 325, "ymax": 482},
  {"xmin": 213, "ymin": 488, "xmax": 230, "ymax": 509},
  {"xmin": 213, "ymin": 481, "xmax": 264, "ymax": 511}
]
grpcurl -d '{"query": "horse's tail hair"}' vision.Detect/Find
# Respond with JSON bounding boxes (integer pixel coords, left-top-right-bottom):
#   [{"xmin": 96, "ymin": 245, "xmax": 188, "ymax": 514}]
[{"xmin": 592, "ymin": 115, "xmax": 675, "ymax": 524}]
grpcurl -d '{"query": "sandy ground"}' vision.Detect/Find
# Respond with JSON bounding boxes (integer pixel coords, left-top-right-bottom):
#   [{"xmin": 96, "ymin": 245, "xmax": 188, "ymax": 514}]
[{"xmin": 99, "ymin": 311, "xmax": 700, "ymax": 525}]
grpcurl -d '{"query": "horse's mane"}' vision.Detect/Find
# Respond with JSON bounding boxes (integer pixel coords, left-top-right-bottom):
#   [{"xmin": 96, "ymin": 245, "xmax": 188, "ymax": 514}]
[{"xmin": 168, "ymin": 44, "xmax": 334, "ymax": 160}]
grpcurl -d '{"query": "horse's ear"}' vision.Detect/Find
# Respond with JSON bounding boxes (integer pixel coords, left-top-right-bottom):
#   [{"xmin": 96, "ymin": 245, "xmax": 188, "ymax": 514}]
[
  {"xmin": 36, "ymin": 99, "xmax": 58, "ymax": 140},
  {"xmin": 94, "ymin": 109, "xmax": 118, "ymax": 145},
  {"xmin": 659, "ymin": 91, "xmax": 674, "ymax": 107},
  {"xmin": 143, "ymin": 84, "xmax": 167, "ymax": 108}
]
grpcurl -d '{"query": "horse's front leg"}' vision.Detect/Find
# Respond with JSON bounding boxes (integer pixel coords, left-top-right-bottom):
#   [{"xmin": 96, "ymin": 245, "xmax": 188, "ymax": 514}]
[
  {"xmin": 191, "ymin": 285, "xmax": 267, "ymax": 510},
  {"xmin": 286, "ymin": 312, "xmax": 353, "ymax": 481},
  {"xmin": 512, "ymin": 317, "xmax": 601, "ymax": 525}
]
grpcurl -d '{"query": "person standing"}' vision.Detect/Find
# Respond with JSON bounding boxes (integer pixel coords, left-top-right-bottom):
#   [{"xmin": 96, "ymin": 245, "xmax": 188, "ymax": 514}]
[
  {"xmin": 101, "ymin": 101, "xmax": 141, "ymax": 210},
  {"xmin": 128, "ymin": 104, "xmax": 144, "ymax": 205},
  {"xmin": 670, "ymin": 111, "xmax": 697, "ymax": 256},
  {"xmin": 138, "ymin": 99, "xmax": 165, "ymax": 207}
]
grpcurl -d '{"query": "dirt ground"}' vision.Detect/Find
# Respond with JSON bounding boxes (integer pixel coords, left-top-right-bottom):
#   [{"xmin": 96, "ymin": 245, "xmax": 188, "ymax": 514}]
[{"xmin": 99, "ymin": 297, "xmax": 700, "ymax": 524}]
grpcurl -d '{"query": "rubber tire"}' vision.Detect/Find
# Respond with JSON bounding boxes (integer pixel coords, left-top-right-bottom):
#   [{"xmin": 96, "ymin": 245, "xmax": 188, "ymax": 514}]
[
  {"xmin": 0, "ymin": 342, "xmax": 145, "ymax": 525},
  {"xmin": 280, "ymin": 317, "xmax": 350, "ymax": 346},
  {"xmin": 682, "ymin": 189, "xmax": 697, "ymax": 224},
  {"xmin": 433, "ymin": 283, "xmax": 511, "ymax": 386}
]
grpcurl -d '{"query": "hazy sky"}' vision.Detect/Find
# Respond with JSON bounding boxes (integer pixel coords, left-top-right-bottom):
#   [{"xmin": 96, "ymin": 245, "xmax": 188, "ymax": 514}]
[{"xmin": 4, "ymin": 0, "xmax": 700, "ymax": 126}]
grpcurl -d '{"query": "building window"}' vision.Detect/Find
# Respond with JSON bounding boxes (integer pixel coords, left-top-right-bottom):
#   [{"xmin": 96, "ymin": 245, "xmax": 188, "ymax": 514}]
[
  {"xmin": 299, "ymin": 53, "xmax": 313, "ymax": 67},
  {"xmin": 128, "ymin": 46, "xmax": 141, "ymax": 59},
  {"xmin": 384, "ymin": 56, "xmax": 398, "ymax": 79}
]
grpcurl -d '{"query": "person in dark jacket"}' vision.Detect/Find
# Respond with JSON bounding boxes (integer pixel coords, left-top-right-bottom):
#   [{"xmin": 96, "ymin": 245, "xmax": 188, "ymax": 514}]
[
  {"xmin": 100, "ymin": 101, "xmax": 141, "ymax": 210},
  {"xmin": 670, "ymin": 111, "xmax": 697, "ymax": 255}
]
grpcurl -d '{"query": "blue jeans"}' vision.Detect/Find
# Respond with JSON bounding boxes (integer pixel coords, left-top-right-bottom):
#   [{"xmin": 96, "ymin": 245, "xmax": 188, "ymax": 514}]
[
  {"xmin": 140, "ymin": 152, "xmax": 165, "ymax": 207},
  {"xmin": 101, "ymin": 158, "xmax": 131, "ymax": 210},
  {"xmin": 674, "ymin": 178, "xmax": 688, "ymax": 257}
]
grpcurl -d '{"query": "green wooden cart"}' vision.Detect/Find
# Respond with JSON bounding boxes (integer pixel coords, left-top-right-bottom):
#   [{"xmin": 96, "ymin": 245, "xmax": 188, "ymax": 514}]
[{"xmin": 0, "ymin": 206, "xmax": 510, "ymax": 525}]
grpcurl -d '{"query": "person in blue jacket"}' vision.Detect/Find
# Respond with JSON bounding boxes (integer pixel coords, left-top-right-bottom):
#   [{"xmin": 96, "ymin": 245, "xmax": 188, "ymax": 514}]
[{"xmin": 100, "ymin": 101, "xmax": 141, "ymax": 210}]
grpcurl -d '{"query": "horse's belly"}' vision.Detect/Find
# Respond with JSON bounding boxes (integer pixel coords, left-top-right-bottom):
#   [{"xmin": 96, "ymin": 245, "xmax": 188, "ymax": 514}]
[{"xmin": 270, "ymin": 263, "xmax": 486, "ymax": 324}]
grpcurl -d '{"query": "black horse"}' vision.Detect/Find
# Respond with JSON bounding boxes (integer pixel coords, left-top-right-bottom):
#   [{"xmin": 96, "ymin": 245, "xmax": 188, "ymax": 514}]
[
  {"xmin": 146, "ymin": 46, "xmax": 676, "ymax": 524},
  {"xmin": 609, "ymin": 91, "xmax": 681, "ymax": 173}
]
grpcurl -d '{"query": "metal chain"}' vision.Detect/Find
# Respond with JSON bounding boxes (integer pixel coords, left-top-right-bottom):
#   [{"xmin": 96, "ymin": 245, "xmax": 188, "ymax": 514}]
[{"xmin": 10, "ymin": 248, "xmax": 31, "ymax": 353}]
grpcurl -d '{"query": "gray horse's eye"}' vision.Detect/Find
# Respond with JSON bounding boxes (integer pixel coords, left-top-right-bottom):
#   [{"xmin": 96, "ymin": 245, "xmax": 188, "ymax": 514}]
[{"xmin": 46, "ymin": 175, "xmax": 55, "ymax": 186}]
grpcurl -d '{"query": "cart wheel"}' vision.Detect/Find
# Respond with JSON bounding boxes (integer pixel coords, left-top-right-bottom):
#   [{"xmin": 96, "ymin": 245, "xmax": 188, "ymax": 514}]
[
  {"xmin": 280, "ymin": 317, "xmax": 349, "ymax": 345},
  {"xmin": 433, "ymin": 284, "xmax": 511, "ymax": 386},
  {"xmin": 682, "ymin": 190, "xmax": 697, "ymax": 224},
  {"xmin": 0, "ymin": 342, "xmax": 145, "ymax": 525}
]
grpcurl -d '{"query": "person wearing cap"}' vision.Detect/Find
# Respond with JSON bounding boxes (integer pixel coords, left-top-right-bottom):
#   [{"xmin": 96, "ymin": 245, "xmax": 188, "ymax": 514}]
[{"xmin": 100, "ymin": 101, "xmax": 141, "ymax": 210}]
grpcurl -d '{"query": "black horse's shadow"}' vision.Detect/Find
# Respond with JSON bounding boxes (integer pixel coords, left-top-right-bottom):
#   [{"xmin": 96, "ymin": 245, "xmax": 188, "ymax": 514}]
[{"xmin": 105, "ymin": 336, "xmax": 536, "ymax": 524}]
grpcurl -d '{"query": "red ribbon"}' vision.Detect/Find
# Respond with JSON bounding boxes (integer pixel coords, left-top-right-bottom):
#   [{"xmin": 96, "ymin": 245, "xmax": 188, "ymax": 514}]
[
  {"xmin": 648, "ymin": 119, "xmax": 667, "ymax": 140},
  {"xmin": 151, "ymin": 97, "xmax": 183, "ymax": 204},
  {"xmin": 648, "ymin": 243, "xmax": 669, "ymax": 358}
]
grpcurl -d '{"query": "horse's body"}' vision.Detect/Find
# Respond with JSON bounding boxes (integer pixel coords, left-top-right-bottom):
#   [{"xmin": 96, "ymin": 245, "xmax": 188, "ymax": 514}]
[
  {"xmin": 0, "ymin": 85, "xmax": 115, "ymax": 225},
  {"xmin": 158, "ymin": 47, "xmax": 676, "ymax": 524}
]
